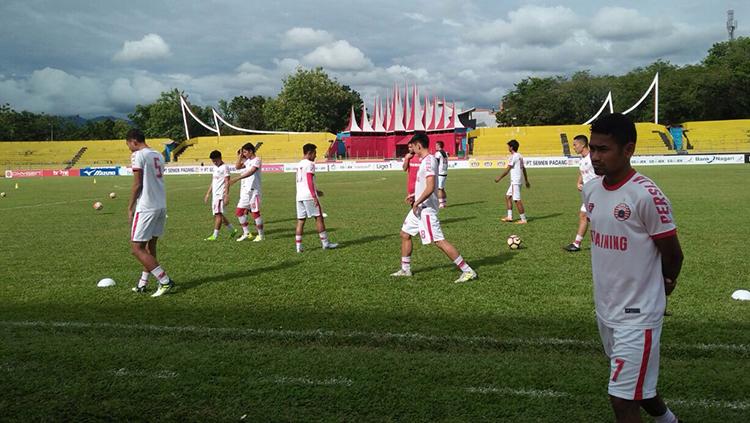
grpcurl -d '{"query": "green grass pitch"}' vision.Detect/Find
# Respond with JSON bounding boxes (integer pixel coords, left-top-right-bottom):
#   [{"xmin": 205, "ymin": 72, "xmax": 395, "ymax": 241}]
[{"xmin": 1, "ymin": 165, "xmax": 749, "ymax": 421}]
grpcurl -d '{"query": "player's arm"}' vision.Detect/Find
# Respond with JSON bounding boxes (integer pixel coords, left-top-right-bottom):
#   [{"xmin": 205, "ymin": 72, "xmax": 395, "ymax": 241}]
[
  {"xmin": 223, "ymin": 175, "xmax": 230, "ymax": 202},
  {"xmin": 229, "ymin": 166, "xmax": 258, "ymax": 186},
  {"xmin": 204, "ymin": 180, "xmax": 212, "ymax": 204},
  {"xmin": 306, "ymin": 170, "xmax": 322, "ymax": 201},
  {"xmin": 494, "ymin": 166, "xmax": 510, "ymax": 183},
  {"xmin": 128, "ymin": 169, "xmax": 143, "ymax": 224},
  {"xmin": 413, "ymin": 175, "xmax": 435, "ymax": 211},
  {"xmin": 654, "ymin": 235, "xmax": 684, "ymax": 295},
  {"xmin": 402, "ymin": 153, "xmax": 412, "ymax": 171},
  {"xmin": 235, "ymin": 151, "xmax": 245, "ymax": 170},
  {"xmin": 577, "ymin": 173, "xmax": 583, "ymax": 191},
  {"xmin": 522, "ymin": 166, "xmax": 530, "ymax": 188}
]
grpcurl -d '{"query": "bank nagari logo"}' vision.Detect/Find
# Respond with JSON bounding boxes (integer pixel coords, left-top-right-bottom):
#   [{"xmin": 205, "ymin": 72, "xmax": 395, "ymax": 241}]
[{"xmin": 613, "ymin": 203, "xmax": 631, "ymax": 221}]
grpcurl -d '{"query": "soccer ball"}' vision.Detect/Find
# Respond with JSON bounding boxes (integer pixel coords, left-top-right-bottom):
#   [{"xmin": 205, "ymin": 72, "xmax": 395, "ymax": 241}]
[
  {"xmin": 109, "ymin": 192, "xmax": 117, "ymax": 199},
  {"xmin": 507, "ymin": 234, "xmax": 522, "ymax": 250},
  {"xmin": 0, "ymin": 192, "xmax": 5, "ymax": 198},
  {"xmin": 93, "ymin": 201, "xmax": 103, "ymax": 210}
]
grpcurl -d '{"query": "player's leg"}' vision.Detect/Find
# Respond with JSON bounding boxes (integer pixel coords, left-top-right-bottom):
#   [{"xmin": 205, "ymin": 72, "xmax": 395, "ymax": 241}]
[
  {"xmin": 433, "ymin": 239, "xmax": 477, "ymax": 283},
  {"xmin": 295, "ymin": 219, "xmax": 306, "ymax": 252},
  {"xmin": 310, "ymin": 201, "xmax": 336, "ymax": 249},
  {"xmin": 392, "ymin": 211, "xmax": 418, "ymax": 276},
  {"xmin": 565, "ymin": 209, "xmax": 588, "ymax": 251},
  {"xmin": 609, "ymin": 396, "xmax": 642, "ymax": 422},
  {"xmin": 136, "ymin": 238, "xmax": 158, "ymax": 290},
  {"xmin": 221, "ymin": 213, "xmax": 236, "ymax": 236},
  {"xmin": 515, "ymin": 199, "xmax": 527, "ymax": 223},
  {"xmin": 251, "ymin": 194, "xmax": 264, "ymax": 241},
  {"xmin": 236, "ymin": 208, "xmax": 251, "ymax": 241},
  {"xmin": 502, "ymin": 185, "xmax": 514, "ymax": 221}
]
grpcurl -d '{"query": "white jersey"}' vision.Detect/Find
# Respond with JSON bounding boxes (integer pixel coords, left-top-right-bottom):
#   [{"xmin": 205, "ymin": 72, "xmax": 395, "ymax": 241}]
[
  {"xmin": 130, "ymin": 147, "xmax": 166, "ymax": 212},
  {"xmin": 415, "ymin": 154, "xmax": 439, "ymax": 212},
  {"xmin": 240, "ymin": 157, "xmax": 262, "ymax": 194},
  {"xmin": 212, "ymin": 163, "xmax": 230, "ymax": 199},
  {"xmin": 295, "ymin": 159, "xmax": 316, "ymax": 202},
  {"xmin": 582, "ymin": 170, "xmax": 677, "ymax": 328},
  {"xmin": 435, "ymin": 150, "xmax": 449, "ymax": 176},
  {"xmin": 579, "ymin": 153, "xmax": 598, "ymax": 184},
  {"xmin": 508, "ymin": 152, "xmax": 524, "ymax": 184}
]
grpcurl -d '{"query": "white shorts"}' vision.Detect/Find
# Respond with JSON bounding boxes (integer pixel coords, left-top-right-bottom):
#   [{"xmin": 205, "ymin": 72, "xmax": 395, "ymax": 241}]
[
  {"xmin": 597, "ymin": 319, "xmax": 662, "ymax": 401},
  {"xmin": 580, "ymin": 203, "xmax": 587, "ymax": 213},
  {"xmin": 237, "ymin": 190, "xmax": 261, "ymax": 213},
  {"xmin": 437, "ymin": 175, "xmax": 447, "ymax": 190},
  {"xmin": 212, "ymin": 197, "xmax": 225, "ymax": 215},
  {"xmin": 296, "ymin": 199, "xmax": 321, "ymax": 219},
  {"xmin": 131, "ymin": 209, "xmax": 166, "ymax": 242},
  {"xmin": 506, "ymin": 184, "xmax": 522, "ymax": 201},
  {"xmin": 401, "ymin": 208, "xmax": 445, "ymax": 245}
]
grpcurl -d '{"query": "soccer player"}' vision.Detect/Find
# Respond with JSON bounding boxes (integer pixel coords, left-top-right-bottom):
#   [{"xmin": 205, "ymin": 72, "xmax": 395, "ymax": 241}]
[
  {"xmin": 391, "ymin": 133, "xmax": 477, "ymax": 283},
  {"xmin": 126, "ymin": 129, "xmax": 174, "ymax": 297},
  {"xmin": 295, "ymin": 143, "xmax": 337, "ymax": 252},
  {"xmin": 402, "ymin": 141, "xmax": 421, "ymax": 205},
  {"xmin": 583, "ymin": 113, "xmax": 684, "ymax": 423},
  {"xmin": 230, "ymin": 143, "xmax": 264, "ymax": 242},
  {"xmin": 494, "ymin": 140, "xmax": 530, "ymax": 224},
  {"xmin": 435, "ymin": 141, "xmax": 449, "ymax": 208},
  {"xmin": 203, "ymin": 150, "xmax": 237, "ymax": 241},
  {"xmin": 564, "ymin": 134, "xmax": 599, "ymax": 252}
]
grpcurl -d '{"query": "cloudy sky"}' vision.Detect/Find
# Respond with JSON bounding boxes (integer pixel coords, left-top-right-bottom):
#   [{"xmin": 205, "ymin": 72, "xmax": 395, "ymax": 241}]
[{"xmin": 0, "ymin": 0, "xmax": 747, "ymax": 118}]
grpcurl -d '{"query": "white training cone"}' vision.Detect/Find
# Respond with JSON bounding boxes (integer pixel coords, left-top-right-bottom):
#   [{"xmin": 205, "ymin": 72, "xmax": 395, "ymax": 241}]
[
  {"xmin": 97, "ymin": 278, "xmax": 116, "ymax": 288},
  {"xmin": 731, "ymin": 290, "xmax": 750, "ymax": 301}
]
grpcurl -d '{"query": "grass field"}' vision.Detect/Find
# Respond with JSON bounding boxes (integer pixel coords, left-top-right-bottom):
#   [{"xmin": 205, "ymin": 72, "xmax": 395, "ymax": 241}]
[{"xmin": 1, "ymin": 165, "xmax": 749, "ymax": 422}]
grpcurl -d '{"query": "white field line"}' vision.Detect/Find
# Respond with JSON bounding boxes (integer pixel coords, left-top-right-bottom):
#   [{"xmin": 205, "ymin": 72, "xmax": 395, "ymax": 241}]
[
  {"xmin": 1, "ymin": 320, "xmax": 748, "ymax": 355},
  {"xmin": 274, "ymin": 376, "xmax": 353, "ymax": 387},
  {"xmin": 467, "ymin": 386, "xmax": 750, "ymax": 411},
  {"xmin": 111, "ymin": 368, "xmax": 178, "ymax": 379}
]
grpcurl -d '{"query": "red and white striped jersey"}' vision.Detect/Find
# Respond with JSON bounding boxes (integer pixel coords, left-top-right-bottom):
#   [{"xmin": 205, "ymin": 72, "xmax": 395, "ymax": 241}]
[{"xmin": 295, "ymin": 159, "xmax": 316, "ymax": 201}]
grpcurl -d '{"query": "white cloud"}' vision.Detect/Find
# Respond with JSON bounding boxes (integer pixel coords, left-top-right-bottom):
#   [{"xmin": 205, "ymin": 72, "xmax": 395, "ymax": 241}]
[
  {"xmin": 282, "ymin": 27, "xmax": 334, "ymax": 49},
  {"xmin": 467, "ymin": 5, "xmax": 580, "ymax": 46},
  {"xmin": 113, "ymin": 33, "xmax": 171, "ymax": 62},
  {"xmin": 442, "ymin": 18, "xmax": 461, "ymax": 27},
  {"xmin": 108, "ymin": 74, "xmax": 167, "ymax": 108},
  {"xmin": 302, "ymin": 40, "xmax": 373, "ymax": 70},
  {"xmin": 589, "ymin": 7, "xmax": 670, "ymax": 41},
  {"xmin": 404, "ymin": 13, "xmax": 431, "ymax": 23}
]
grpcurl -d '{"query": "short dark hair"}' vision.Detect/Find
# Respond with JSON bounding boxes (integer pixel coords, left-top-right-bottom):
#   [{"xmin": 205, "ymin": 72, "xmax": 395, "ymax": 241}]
[
  {"xmin": 507, "ymin": 139, "xmax": 519, "ymax": 152},
  {"xmin": 303, "ymin": 143, "xmax": 317, "ymax": 155},
  {"xmin": 126, "ymin": 129, "xmax": 145, "ymax": 143},
  {"xmin": 410, "ymin": 132, "xmax": 429, "ymax": 148},
  {"xmin": 241, "ymin": 142, "xmax": 255, "ymax": 153},
  {"xmin": 573, "ymin": 134, "xmax": 589, "ymax": 146},
  {"xmin": 436, "ymin": 141, "xmax": 444, "ymax": 148},
  {"xmin": 209, "ymin": 150, "xmax": 222, "ymax": 160},
  {"xmin": 591, "ymin": 113, "xmax": 637, "ymax": 147}
]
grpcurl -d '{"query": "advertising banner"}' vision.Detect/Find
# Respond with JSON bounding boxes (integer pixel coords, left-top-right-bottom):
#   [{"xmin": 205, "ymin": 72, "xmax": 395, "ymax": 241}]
[
  {"xmin": 4, "ymin": 169, "xmax": 80, "ymax": 178},
  {"xmin": 79, "ymin": 167, "xmax": 119, "ymax": 177}
]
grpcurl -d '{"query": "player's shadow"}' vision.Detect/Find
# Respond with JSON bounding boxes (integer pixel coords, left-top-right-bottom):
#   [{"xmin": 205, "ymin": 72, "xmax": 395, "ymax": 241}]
[
  {"xmin": 444, "ymin": 201, "xmax": 486, "ymax": 208},
  {"xmin": 264, "ymin": 227, "xmax": 338, "ymax": 237},
  {"xmin": 338, "ymin": 233, "xmax": 396, "ymax": 248},
  {"xmin": 440, "ymin": 216, "xmax": 477, "ymax": 226},
  {"xmin": 411, "ymin": 252, "xmax": 514, "ymax": 274},
  {"xmin": 178, "ymin": 259, "xmax": 302, "ymax": 293},
  {"xmin": 265, "ymin": 217, "xmax": 299, "ymax": 224},
  {"xmin": 527, "ymin": 212, "xmax": 563, "ymax": 222}
]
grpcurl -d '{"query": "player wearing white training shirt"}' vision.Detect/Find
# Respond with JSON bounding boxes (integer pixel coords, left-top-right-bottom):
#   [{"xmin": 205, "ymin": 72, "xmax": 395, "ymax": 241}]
[
  {"xmin": 434, "ymin": 141, "xmax": 449, "ymax": 208},
  {"xmin": 229, "ymin": 143, "xmax": 264, "ymax": 242},
  {"xmin": 391, "ymin": 133, "xmax": 477, "ymax": 283},
  {"xmin": 495, "ymin": 140, "xmax": 531, "ymax": 224},
  {"xmin": 584, "ymin": 113, "xmax": 684, "ymax": 423},
  {"xmin": 294, "ymin": 143, "xmax": 337, "ymax": 252},
  {"xmin": 564, "ymin": 134, "xmax": 600, "ymax": 252},
  {"xmin": 126, "ymin": 129, "xmax": 174, "ymax": 297},
  {"xmin": 203, "ymin": 150, "xmax": 236, "ymax": 241}
]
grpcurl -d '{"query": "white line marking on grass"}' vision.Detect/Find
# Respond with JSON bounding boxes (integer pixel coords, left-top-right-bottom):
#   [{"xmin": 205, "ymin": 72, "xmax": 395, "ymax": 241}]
[
  {"xmin": 0, "ymin": 197, "xmax": 101, "ymax": 211},
  {"xmin": 466, "ymin": 386, "xmax": 570, "ymax": 398},
  {"xmin": 111, "ymin": 368, "xmax": 178, "ymax": 379},
  {"xmin": 667, "ymin": 398, "xmax": 750, "ymax": 411},
  {"xmin": 1, "ymin": 320, "xmax": 748, "ymax": 355},
  {"xmin": 274, "ymin": 376, "xmax": 353, "ymax": 387}
]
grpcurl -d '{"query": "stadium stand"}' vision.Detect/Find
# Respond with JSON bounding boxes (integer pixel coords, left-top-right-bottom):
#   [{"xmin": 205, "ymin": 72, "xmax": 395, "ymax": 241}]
[
  {"xmin": 175, "ymin": 133, "xmax": 336, "ymax": 164},
  {"xmin": 682, "ymin": 120, "xmax": 750, "ymax": 153}
]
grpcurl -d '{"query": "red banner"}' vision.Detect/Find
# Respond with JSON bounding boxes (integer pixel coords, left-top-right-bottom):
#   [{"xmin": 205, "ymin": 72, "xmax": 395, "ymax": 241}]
[{"xmin": 5, "ymin": 169, "xmax": 79, "ymax": 178}]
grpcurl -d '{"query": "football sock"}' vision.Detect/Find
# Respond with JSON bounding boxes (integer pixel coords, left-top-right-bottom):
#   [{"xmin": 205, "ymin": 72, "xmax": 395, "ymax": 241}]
[
  {"xmin": 138, "ymin": 271, "xmax": 149, "ymax": 288},
  {"xmin": 506, "ymin": 210, "xmax": 513, "ymax": 219},
  {"xmin": 401, "ymin": 256, "xmax": 411, "ymax": 272},
  {"xmin": 654, "ymin": 409, "xmax": 678, "ymax": 423},
  {"xmin": 574, "ymin": 234, "xmax": 584, "ymax": 247},
  {"xmin": 319, "ymin": 231, "xmax": 329, "ymax": 246},
  {"xmin": 150, "ymin": 266, "xmax": 170, "ymax": 284},
  {"xmin": 238, "ymin": 215, "xmax": 250, "ymax": 234},
  {"xmin": 519, "ymin": 213, "xmax": 527, "ymax": 221},
  {"xmin": 295, "ymin": 235, "xmax": 303, "ymax": 251},
  {"xmin": 212, "ymin": 229, "xmax": 220, "ymax": 238},
  {"xmin": 454, "ymin": 255, "xmax": 473, "ymax": 273},
  {"xmin": 255, "ymin": 217, "xmax": 264, "ymax": 235}
]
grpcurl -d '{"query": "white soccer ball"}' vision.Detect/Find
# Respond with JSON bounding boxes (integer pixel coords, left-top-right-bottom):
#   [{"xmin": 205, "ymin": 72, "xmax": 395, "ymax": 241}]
[
  {"xmin": 507, "ymin": 234, "xmax": 522, "ymax": 250},
  {"xmin": 322, "ymin": 212, "xmax": 328, "ymax": 218},
  {"xmin": 0, "ymin": 192, "xmax": 5, "ymax": 198},
  {"xmin": 109, "ymin": 192, "xmax": 117, "ymax": 199},
  {"xmin": 97, "ymin": 278, "xmax": 116, "ymax": 288},
  {"xmin": 93, "ymin": 201, "xmax": 103, "ymax": 210}
]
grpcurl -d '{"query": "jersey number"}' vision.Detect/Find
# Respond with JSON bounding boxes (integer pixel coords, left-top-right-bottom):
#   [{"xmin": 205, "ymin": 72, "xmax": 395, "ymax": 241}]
[
  {"xmin": 611, "ymin": 358, "xmax": 625, "ymax": 382},
  {"xmin": 153, "ymin": 157, "xmax": 163, "ymax": 178}
]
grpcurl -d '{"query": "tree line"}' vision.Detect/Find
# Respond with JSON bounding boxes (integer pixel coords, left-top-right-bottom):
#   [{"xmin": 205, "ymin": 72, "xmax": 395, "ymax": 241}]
[{"xmin": 496, "ymin": 37, "xmax": 750, "ymax": 126}]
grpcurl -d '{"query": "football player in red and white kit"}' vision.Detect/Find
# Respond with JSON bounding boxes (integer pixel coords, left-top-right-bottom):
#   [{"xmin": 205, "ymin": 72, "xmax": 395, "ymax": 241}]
[
  {"xmin": 391, "ymin": 133, "xmax": 477, "ymax": 283},
  {"xmin": 126, "ymin": 129, "xmax": 174, "ymax": 297},
  {"xmin": 583, "ymin": 113, "xmax": 684, "ymax": 423},
  {"xmin": 295, "ymin": 143, "xmax": 337, "ymax": 252},
  {"xmin": 230, "ymin": 143, "xmax": 264, "ymax": 242},
  {"xmin": 402, "ymin": 141, "xmax": 421, "ymax": 205},
  {"xmin": 203, "ymin": 150, "xmax": 237, "ymax": 241},
  {"xmin": 564, "ymin": 135, "xmax": 599, "ymax": 252},
  {"xmin": 435, "ymin": 141, "xmax": 449, "ymax": 208},
  {"xmin": 494, "ymin": 140, "xmax": 530, "ymax": 224}
]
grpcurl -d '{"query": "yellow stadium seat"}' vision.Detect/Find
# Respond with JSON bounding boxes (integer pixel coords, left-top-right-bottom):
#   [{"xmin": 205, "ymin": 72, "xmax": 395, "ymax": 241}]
[{"xmin": 176, "ymin": 133, "xmax": 336, "ymax": 164}]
